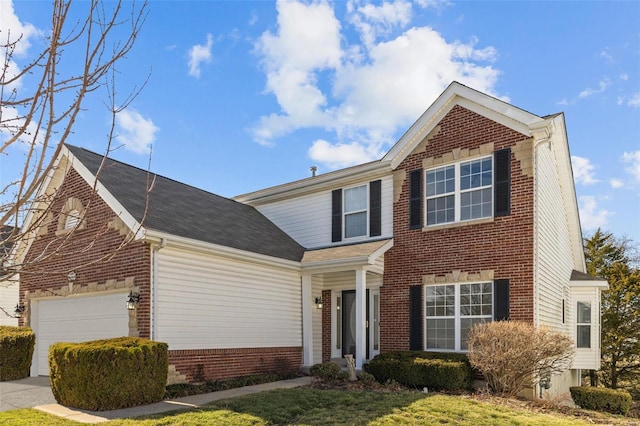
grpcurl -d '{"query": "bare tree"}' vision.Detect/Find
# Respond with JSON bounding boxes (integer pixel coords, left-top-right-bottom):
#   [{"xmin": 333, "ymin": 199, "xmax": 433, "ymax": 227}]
[{"xmin": 0, "ymin": 1, "xmax": 150, "ymax": 287}]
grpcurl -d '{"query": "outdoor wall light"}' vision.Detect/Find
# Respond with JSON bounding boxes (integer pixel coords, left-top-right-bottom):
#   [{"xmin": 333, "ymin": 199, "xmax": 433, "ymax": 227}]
[
  {"xmin": 14, "ymin": 304, "xmax": 25, "ymax": 318},
  {"xmin": 67, "ymin": 270, "xmax": 76, "ymax": 293},
  {"xmin": 314, "ymin": 297, "xmax": 323, "ymax": 309},
  {"xmin": 126, "ymin": 292, "xmax": 140, "ymax": 310}
]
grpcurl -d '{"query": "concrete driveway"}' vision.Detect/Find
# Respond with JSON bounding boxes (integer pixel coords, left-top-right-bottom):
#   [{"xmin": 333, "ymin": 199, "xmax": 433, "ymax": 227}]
[{"xmin": 0, "ymin": 376, "xmax": 56, "ymax": 412}]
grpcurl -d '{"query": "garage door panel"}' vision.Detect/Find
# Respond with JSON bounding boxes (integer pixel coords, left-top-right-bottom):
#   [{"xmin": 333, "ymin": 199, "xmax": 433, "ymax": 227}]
[{"xmin": 35, "ymin": 293, "xmax": 130, "ymax": 375}]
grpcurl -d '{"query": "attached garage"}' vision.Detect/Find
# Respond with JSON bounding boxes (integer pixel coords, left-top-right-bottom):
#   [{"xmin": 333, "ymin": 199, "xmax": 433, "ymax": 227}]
[{"xmin": 31, "ymin": 292, "xmax": 130, "ymax": 376}]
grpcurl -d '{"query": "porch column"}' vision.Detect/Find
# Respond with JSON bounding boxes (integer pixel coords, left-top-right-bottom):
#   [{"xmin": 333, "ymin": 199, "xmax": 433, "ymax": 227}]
[
  {"xmin": 355, "ymin": 267, "xmax": 367, "ymax": 369},
  {"xmin": 302, "ymin": 273, "xmax": 314, "ymax": 367}
]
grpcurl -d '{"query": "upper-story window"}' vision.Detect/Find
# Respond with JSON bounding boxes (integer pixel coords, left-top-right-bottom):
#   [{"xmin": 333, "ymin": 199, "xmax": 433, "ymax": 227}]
[
  {"xmin": 344, "ymin": 185, "xmax": 367, "ymax": 238},
  {"xmin": 331, "ymin": 180, "xmax": 381, "ymax": 243},
  {"xmin": 425, "ymin": 156, "xmax": 493, "ymax": 226}
]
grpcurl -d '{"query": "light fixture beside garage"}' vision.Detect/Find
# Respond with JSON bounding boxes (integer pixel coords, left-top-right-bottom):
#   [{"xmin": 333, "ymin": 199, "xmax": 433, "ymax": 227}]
[
  {"xmin": 14, "ymin": 304, "xmax": 25, "ymax": 318},
  {"xmin": 314, "ymin": 297, "xmax": 323, "ymax": 309},
  {"xmin": 127, "ymin": 292, "xmax": 140, "ymax": 310}
]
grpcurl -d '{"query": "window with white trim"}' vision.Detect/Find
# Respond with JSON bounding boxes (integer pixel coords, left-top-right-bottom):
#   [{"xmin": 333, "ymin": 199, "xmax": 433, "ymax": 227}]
[
  {"xmin": 576, "ymin": 301, "xmax": 591, "ymax": 348},
  {"xmin": 425, "ymin": 156, "xmax": 493, "ymax": 226},
  {"xmin": 343, "ymin": 185, "xmax": 367, "ymax": 238},
  {"xmin": 425, "ymin": 282, "xmax": 493, "ymax": 351}
]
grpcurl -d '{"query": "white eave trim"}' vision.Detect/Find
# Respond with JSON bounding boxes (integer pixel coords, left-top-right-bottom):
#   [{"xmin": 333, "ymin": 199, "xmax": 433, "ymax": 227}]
[
  {"xmin": 301, "ymin": 239, "xmax": 392, "ymax": 274},
  {"xmin": 384, "ymin": 82, "xmax": 543, "ymax": 170},
  {"xmin": 569, "ymin": 280, "xmax": 609, "ymax": 289},
  {"xmin": 144, "ymin": 230, "xmax": 302, "ymax": 271},
  {"xmin": 234, "ymin": 160, "xmax": 391, "ymax": 205}
]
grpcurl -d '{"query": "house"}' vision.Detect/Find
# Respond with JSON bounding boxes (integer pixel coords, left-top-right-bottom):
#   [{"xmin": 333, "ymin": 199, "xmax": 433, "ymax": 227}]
[
  {"xmin": 14, "ymin": 82, "xmax": 607, "ymax": 398},
  {"xmin": 0, "ymin": 226, "xmax": 19, "ymax": 326}
]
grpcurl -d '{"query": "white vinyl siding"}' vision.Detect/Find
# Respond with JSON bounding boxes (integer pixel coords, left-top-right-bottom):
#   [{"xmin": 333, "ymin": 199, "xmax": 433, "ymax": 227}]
[
  {"xmin": 255, "ymin": 175, "xmax": 394, "ymax": 249},
  {"xmin": 535, "ymin": 143, "xmax": 575, "ymax": 333},
  {"xmin": 0, "ymin": 277, "xmax": 18, "ymax": 326},
  {"xmin": 571, "ymin": 287, "xmax": 601, "ymax": 369},
  {"xmin": 312, "ymin": 275, "xmax": 323, "ymax": 364},
  {"xmin": 155, "ymin": 247, "xmax": 301, "ymax": 350}
]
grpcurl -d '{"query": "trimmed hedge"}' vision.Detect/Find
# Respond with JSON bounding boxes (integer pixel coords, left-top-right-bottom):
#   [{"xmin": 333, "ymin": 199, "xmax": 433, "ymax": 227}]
[
  {"xmin": 0, "ymin": 326, "xmax": 35, "ymax": 381},
  {"xmin": 365, "ymin": 351, "xmax": 474, "ymax": 391},
  {"xmin": 49, "ymin": 337, "xmax": 168, "ymax": 411},
  {"xmin": 570, "ymin": 386, "xmax": 632, "ymax": 415},
  {"xmin": 309, "ymin": 362, "xmax": 343, "ymax": 381}
]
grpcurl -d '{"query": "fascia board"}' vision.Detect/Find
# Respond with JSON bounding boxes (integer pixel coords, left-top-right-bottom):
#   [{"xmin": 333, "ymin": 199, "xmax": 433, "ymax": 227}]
[
  {"xmin": 385, "ymin": 82, "xmax": 542, "ymax": 170},
  {"xmin": 66, "ymin": 150, "xmax": 145, "ymax": 240},
  {"xmin": 144, "ymin": 230, "xmax": 301, "ymax": 271},
  {"xmin": 234, "ymin": 160, "xmax": 391, "ymax": 205},
  {"xmin": 367, "ymin": 239, "xmax": 394, "ymax": 264},
  {"xmin": 569, "ymin": 280, "xmax": 609, "ymax": 289}
]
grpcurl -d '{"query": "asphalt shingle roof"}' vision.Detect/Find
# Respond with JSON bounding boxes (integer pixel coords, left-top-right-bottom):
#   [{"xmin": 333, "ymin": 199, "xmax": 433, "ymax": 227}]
[{"xmin": 66, "ymin": 145, "xmax": 305, "ymax": 262}]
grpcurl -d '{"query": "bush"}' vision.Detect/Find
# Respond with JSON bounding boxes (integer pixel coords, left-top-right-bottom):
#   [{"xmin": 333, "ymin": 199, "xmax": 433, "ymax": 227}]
[
  {"xmin": 365, "ymin": 351, "xmax": 474, "ymax": 391},
  {"xmin": 570, "ymin": 386, "xmax": 632, "ymax": 415},
  {"xmin": 309, "ymin": 362, "xmax": 343, "ymax": 381},
  {"xmin": 467, "ymin": 321, "xmax": 574, "ymax": 396},
  {"xmin": 0, "ymin": 326, "xmax": 35, "ymax": 381},
  {"xmin": 49, "ymin": 337, "xmax": 168, "ymax": 411}
]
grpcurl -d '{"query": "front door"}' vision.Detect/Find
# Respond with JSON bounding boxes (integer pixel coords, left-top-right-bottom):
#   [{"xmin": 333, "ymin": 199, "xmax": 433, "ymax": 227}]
[{"xmin": 341, "ymin": 290, "xmax": 369, "ymax": 359}]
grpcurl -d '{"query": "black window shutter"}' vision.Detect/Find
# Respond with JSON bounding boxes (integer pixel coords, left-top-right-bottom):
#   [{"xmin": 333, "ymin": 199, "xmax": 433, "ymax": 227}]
[
  {"xmin": 369, "ymin": 180, "xmax": 382, "ymax": 237},
  {"xmin": 409, "ymin": 285, "xmax": 423, "ymax": 350},
  {"xmin": 331, "ymin": 189, "xmax": 342, "ymax": 242},
  {"xmin": 409, "ymin": 169, "xmax": 422, "ymax": 229},
  {"xmin": 494, "ymin": 148, "xmax": 511, "ymax": 217},
  {"xmin": 493, "ymin": 279, "xmax": 510, "ymax": 321}
]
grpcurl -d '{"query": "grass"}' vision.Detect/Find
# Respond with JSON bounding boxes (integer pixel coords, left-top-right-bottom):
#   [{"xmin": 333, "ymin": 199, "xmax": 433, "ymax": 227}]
[{"xmin": 0, "ymin": 388, "xmax": 634, "ymax": 425}]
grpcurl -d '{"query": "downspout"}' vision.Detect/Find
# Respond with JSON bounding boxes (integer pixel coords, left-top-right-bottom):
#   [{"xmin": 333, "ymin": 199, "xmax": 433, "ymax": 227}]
[{"xmin": 151, "ymin": 238, "xmax": 167, "ymax": 340}]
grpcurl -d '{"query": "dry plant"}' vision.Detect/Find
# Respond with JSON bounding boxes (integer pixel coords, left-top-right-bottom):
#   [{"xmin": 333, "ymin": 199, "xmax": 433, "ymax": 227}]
[
  {"xmin": 467, "ymin": 321, "xmax": 574, "ymax": 397},
  {"xmin": 0, "ymin": 0, "xmax": 151, "ymax": 294}
]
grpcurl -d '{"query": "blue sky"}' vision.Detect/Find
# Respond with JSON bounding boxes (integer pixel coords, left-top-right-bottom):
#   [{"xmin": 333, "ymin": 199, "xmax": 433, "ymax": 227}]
[{"xmin": 3, "ymin": 0, "xmax": 639, "ymax": 242}]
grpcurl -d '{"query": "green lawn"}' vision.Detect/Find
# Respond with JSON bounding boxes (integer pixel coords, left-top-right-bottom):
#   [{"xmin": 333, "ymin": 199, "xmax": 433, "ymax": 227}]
[{"xmin": 0, "ymin": 388, "xmax": 631, "ymax": 425}]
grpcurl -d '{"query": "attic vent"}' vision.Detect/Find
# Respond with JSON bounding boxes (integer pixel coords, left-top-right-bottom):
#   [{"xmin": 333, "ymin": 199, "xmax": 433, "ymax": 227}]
[{"xmin": 310, "ymin": 166, "xmax": 318, "ymax": 177}]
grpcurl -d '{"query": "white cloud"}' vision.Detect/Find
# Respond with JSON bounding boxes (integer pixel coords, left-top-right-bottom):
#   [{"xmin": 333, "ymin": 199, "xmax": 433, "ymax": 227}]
[
  {"xmin": 0, "ymin": 1, "xmax": 39, "ymax": 57},
  {"xmin": 622, "ymin": 150, "xmax": 640, "ymax": 183},
  {"xmin": 308, "ymin": 139, "xmax": 379, "ymax": 168},
  {"xmin": 252, "ymin": 0, "xmax": 501, "ymax": 169},
  {"xmin": 609, "ymin": 178, "xmax": 624, "ymax": 189},
  {"xmin": 187, "ymin": 33, "xmax": 214, "ymax": 78},
  {"xmin": 578, "ymin": 195, "xmax": 612, "ymax": 231},
  {"xmin": 571, "ymin": 156, "xmax": 598, "ymax": 185},
  {"xmin": 626, "ymin": 92, "xmax": 640, "ymax": 108},
  {"xmin": 115, "ymin": 109, "xmax": 159, "ymax": 154},
  {"xmin": 578, "ymin": 78, "xmax": 611, "ymax": 99},
  {"xmin": 347, "ymin": 0, "xmax": 413, "ymax": 47}
]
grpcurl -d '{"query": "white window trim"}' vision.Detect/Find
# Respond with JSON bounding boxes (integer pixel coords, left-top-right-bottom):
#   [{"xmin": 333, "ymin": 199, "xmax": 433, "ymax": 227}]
[
  {"xmin": 343, "ymin": 183, "xmax": 369, "ymax": 240},
  {"xmin": 576, "ymin": 300, "xmax": 592, "ymax": 349},
  {"xmin": 425, "ymin": 155, "xmax": 493, "ymax": 227},
  {"xmin": 424, "ymin": 281, "xmax": 493, "ymax": 352}
]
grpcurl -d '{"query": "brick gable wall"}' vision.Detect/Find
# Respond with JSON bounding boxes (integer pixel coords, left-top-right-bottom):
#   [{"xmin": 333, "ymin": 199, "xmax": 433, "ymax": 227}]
[
  {"xmin": 20, "ymin": 168, "xmax": 151, "ymax": 338},
  {"xmin": 382, "ymin": 105, "xmax": 535, "ymax": 351}
]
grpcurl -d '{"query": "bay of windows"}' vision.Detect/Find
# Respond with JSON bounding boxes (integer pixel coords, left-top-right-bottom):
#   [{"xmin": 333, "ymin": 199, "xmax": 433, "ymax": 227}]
[
  {"xmin": 426, "ymin": 156, "xmax": 493, "ymax": 226},
  {"xmin": 576, "ymin": 301, "xmax": 591, "ymax": 348},
  {"xmin": 425, "ymin": 282, "xmax": 493, "ymax": 351}
]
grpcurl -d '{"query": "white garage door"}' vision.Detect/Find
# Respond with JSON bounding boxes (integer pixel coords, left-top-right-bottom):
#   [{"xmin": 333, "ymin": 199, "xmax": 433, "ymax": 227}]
[{"xmin": 34, "ymin": 292, "xmax": 130, "ymax": 375}]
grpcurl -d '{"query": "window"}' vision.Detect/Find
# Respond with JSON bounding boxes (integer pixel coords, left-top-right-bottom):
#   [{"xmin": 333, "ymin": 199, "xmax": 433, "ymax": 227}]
[
  {"xmin": 64, "ymin": 209, "xmax": 81, "ymax": 230},
  {"xmin": 425, "ymin": 282, "xmax": 492, "ymax": 351},
  {"xmin": 425, "ymin": 156, "xmax": 493, "ymax": 226},
  {"xmin": 576, "ymin": 301, "xmax": 591, "ymax": 348},
  {"xmin": 344, "ymin": 185, "xmax": 367, "ymax": 238}
]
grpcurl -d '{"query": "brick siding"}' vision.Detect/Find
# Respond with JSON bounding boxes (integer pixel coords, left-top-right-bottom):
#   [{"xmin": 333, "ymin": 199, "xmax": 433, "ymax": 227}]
[
  {"xmin": 20, "ymin": 168, "xmax": 151, "ymax": 338},
  {"xmin": 382, "ymin": 105, "xmax": 535, "ymax": 352},
  {"xmin": 168, "ymin": 347, "xmax": 302, "ymax": 382}
]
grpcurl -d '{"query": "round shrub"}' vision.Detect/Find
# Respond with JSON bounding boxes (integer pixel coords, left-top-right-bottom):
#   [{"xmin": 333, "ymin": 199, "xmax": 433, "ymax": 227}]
[
  {"xmin": 309, "ymin": 362, "xmax": 342, "ymax": 381},
  {"xmin": 49, "ymin": 337, "xmax": 168, "ymax": 411},
  {"xmin": 0, "ymin": 326, "xmax": 35, "ymax": 381}
]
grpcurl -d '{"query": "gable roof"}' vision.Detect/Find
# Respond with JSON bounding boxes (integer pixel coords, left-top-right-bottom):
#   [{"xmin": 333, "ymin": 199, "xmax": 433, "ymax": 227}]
[{"xmin": 65, "ymin": 145, "xmax": 305, "ymax": 262}]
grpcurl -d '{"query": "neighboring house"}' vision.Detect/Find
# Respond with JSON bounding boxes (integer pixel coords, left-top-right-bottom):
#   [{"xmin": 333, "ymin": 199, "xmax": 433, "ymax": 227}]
[
  {"xmin": 15, "ymin": 82, "xmax": 606, "ymax": 398},
  {"xmin": 0, "ymin": 226, "xmax": 19, "ymax": 326}
]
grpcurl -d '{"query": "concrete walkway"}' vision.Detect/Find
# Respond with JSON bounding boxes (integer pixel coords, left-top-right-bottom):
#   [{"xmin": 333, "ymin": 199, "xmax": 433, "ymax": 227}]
[
  {"xmin": 33, "ymin": 376, "xmax": 312, "ymax": 424},
  {"xmin": 0, "ymin": 376, "xmax": 56, "ymax": 412}
]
